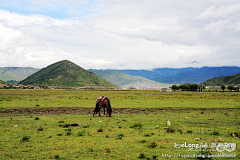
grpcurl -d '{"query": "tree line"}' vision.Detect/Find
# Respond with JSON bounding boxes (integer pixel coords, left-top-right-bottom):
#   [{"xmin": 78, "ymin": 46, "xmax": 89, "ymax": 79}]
[
  {"xmin": 220, "ymin": 84, "xmax": 239, "ymax": 92},
  {"xmin": 171, "ymin": 84, "xmax": 204, "ymax": 91},
  {"xmin": 171, "ymin": 84, "xmax": 239, "ymax": 92}
]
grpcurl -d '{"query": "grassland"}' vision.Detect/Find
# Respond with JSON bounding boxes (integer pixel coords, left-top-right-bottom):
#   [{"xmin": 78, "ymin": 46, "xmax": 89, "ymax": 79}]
[
  {"xmin": 0, "ymin": 89, "xmax": 240, "ymax": 110},
  {"xmin": 0, "ymin": 89, "xmax": 239, "ymax": 159}
]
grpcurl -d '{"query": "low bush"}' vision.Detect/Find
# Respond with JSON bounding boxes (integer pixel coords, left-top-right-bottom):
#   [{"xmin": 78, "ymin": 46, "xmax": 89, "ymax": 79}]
[
  {"xmin": 211, "ymin": 131, "xmax": 219, "ymax": 136},
  {"xmin": 187, "ymin": 130, "xmax": 193, "ymax": 134},
  {"xmin": 116, "ymin": 133, "xmax": 124, "ymax": 139},
  {"xmin": 166, "ymin": 127, "xmax": 175, "ymax": 133},
  {"xmin": 138, "ymin": 153, "xmax": 146, "ymax": 159},
  {"xmin": 21, "ymin": 136, "xmax": 30, "ymax": 142},
  {"xmin": 77, "ymin": 131, "xmax": 85, "ymax": 136},
  {"xmin": 148, "ymin": 141, "xmax": 157, "ymax": 148},
  {"xmin": 130, "ymin": 122, "xmax": 142, "ymax": 129}
]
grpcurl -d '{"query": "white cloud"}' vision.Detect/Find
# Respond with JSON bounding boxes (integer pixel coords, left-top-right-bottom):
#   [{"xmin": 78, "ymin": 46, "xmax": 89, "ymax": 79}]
[
  {"xmin": 197, "ymin": 4, "xmax": 240, "ymax": 19},
  {"xmin": 0, "ymin": 1, "xmax": 239, "ymax": 69}
]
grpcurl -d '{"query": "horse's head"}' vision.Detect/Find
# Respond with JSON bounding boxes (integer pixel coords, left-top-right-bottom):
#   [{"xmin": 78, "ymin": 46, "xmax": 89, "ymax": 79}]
[
  {"xmin": 109, "ymin": 108, "xmax": 113, "ymax": 117},
  {"xmin": 96, "ymin": 101, "xmax": 102, "ymax": 109}
]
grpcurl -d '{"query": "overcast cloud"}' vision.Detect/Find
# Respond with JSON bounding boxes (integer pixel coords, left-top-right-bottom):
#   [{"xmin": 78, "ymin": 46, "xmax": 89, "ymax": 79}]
[{"xmin": 0, "ymin": 0, "xmax": 239, "ymax": 69}]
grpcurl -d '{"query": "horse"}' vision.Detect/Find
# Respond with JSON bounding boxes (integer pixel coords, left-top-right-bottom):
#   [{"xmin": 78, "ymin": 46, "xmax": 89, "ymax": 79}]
[{"xmin": 93, "ymin": 96, "xmax": 112, "ymax": 117}]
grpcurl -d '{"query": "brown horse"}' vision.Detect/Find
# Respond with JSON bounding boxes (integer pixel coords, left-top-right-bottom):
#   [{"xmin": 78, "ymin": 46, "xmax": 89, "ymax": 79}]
[{"xmin": 93, "ymin": 96, "xmax": 112, "ymax": 117}]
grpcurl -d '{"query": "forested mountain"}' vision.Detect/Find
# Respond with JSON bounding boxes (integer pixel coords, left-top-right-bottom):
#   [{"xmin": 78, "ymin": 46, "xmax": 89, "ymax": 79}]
[{"xmin": 204, "ymin": 73, "xmax": 240, "ymax": 86}]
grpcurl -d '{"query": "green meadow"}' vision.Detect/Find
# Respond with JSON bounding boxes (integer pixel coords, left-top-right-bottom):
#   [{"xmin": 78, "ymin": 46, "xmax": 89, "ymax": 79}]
[
  {"xmin": 0, "ymin": 89, "xmax": 239, "ymax": 109},
  {"xmin": 0, "ymin": 89, "xmax": 239, "ymax": 159}
]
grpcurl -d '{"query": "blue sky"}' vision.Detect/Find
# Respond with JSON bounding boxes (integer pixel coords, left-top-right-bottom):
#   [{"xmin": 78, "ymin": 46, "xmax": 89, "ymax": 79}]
[
  {"xmin": 0, "ymin": 0, "xmax": 97, "ymax": 18},
  {"xmin": 0, "ymin": 0, "xmax": 240, "ymax": 69}
]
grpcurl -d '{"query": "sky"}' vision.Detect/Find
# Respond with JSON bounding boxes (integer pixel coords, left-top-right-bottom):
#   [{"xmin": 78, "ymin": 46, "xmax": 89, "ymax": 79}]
[{"xmin": 0, "ymin": 0, "xmax": 240, "ymax": 69}]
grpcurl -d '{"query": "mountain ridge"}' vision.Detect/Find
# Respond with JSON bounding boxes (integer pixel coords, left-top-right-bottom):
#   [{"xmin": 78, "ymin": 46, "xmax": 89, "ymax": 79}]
[
  {"xmin": 204, "ymin": 73, "xmax": 240, "ymax": 86},
  {"xmin": 90, "ymin": 69, "xmax": 171, "ymax": 89},
  {"xmin": 1, "ymin": 65, "xmax": 240, "ymax": 85}
]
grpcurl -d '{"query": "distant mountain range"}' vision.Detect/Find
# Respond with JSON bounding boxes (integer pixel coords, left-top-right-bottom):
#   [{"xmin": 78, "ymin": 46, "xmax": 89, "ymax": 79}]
[
  {"xmin": 204, "ymin": 73, "xmax": 240, "ymax": 86},
  {"xmin": 113, "ymin": 67, "xmax": 240, "ymax": 84},
  {"xmin": 0, "ymin": 67, "xmax": 39, "ymax": 82},
  {"xmin": 20, "ymin": 60, "xmax": 115, "ymax": 87},
  {"xmin": 1, "ymin": 64, "xmax": 240, "ymax": 87},
  {"xmin": 90, "ymin": 70, "xmax": 171, "ymax": 89}
]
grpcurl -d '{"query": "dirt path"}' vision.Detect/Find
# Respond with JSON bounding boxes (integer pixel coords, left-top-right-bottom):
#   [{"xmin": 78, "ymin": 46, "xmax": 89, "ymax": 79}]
[{"xmin": 0, "ymin": 107, "xmax": 238, "ymax": 116}]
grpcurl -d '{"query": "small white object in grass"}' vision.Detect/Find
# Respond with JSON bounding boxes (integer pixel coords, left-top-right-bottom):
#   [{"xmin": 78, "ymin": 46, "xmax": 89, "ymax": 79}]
[
  {"xmin": 99, "ymin": 121, "xmax": 102, "ymax": 123},
  {"xmin": 13, "ymin": 125, "xmax": 18, "ymax": 127},
  {"xmin": 186, "ymin": 117, "xmax": 188, "ymax": 118},
  {"xmin": 167, "ymin": 120, "xmax": 171, "ymax": 126},
  {"xmin": 195, "ymin": 138, "xmax": 201, "ymax": 141}
]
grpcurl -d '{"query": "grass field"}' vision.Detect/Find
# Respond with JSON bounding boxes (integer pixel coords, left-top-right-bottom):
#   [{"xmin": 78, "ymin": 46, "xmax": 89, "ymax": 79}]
[
  {"xmin": 0, "ymin": 89, "xmax": 239, "ymax": 159},
  {"xmin": 0, "ymin": 89, "xmax": 240, "ymax": 109}
]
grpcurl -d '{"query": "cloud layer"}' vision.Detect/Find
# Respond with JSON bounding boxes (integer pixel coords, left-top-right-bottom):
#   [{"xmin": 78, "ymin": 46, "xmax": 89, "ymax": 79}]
[{"xmin": 0, "ymin": 0, "xmax": 239, "ymax": 69}]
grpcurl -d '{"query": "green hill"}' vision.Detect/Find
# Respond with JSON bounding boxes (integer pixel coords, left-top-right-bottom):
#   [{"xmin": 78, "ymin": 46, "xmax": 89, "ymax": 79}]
[
  {"xmin": 0, "ymin": 67, "xmax": 39, "ymax": 81},
  {"xmin": 204, "ymin": 73, "xmax": 240, "ymax": 86},
  {"xmin": 0, "ymin": 79, "xmax": 7, "ymax": 85},
  {"xmin": 19, "ymin": 60, "xmax": 115, "ymax": 87},
  {"xmin": 89, "ymin": 70, "xmax": 171, "ymax": 89}
]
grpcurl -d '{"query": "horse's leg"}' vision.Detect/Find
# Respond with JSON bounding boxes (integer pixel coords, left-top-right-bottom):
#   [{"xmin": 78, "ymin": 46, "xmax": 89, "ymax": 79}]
[
  {"xmin": 93, "ymin": 108, "xmax": 96, "ymax": 116},
  {"xmin": 98, "ymin": 111, "xmax": 101, "ymax": 117},
  {"xmin": 98, "ymin": 107, "xmax": 101, "ymax": 117},
  {"xmin": 104, "ymin": 107, "xmax": 105, "ymax": 116}
]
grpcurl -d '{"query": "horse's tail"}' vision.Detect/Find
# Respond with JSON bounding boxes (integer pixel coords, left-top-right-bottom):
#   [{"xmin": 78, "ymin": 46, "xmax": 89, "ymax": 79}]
[
  {"xmin": 105, "ymin": 97, "xmax": 112, "ymax": 116},
  {"xmin": 106, "ymin": 97, "xmax": 111, "ymax": 109}
]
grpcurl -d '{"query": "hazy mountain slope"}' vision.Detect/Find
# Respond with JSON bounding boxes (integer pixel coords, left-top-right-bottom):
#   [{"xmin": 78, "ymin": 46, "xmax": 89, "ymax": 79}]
[
  {"xmin": 19, "ymin": 60, "xmax": 115, "ymax": 87},
  {"xmin": 115, "ymin": 67, "xmax": 240, "ymax": 84},
  {"xmin": 160, "ymin": 67, "xmax": 240, "ymax": 84},
  {"xmin": 204, "ymin": 73, "xmax": 240, "ymax": 86},
  {"xmin": 0, "ymin": 79, "xmax": 7, "ymax": 85},
  {"xmin": 90, "ymin": 70, "xmax": 171, "ymax": 88},
  {"xmin": 0, "ymin": 67, "xmax": 39, "ymax": 81}
]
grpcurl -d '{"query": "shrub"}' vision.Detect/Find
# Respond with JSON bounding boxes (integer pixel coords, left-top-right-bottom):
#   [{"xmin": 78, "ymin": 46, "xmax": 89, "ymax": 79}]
[
  {"xmin": 97, "ymin": 128, "xmax": 103, "ymax": 132},
  {"xmin": 38, "ymin": 127, "xmax": 43, "ymax": 131},
  {"xmin": 177, "ymin": 129, "xmax": 183, "ymax": 134},
  {"xmin": 130, "ymin": 122, "xmax": 142, "ymax": 129},
  {"xmin": 139, "ymin": 140, "xmax": 147, "ymax": 143},
  {"xmin": 187, "ymin": 130, "xmax": 193, "ymax": 134},
  {"xmin": 153, "ymin": 155, "xmax": 158, "ymax": 159},
  {"xmin": 144, "ymin": 134, "xmax": 151, "ymax": 137},
  {"xmin": 148, "ymin": 141, "xmax": 157, "ymax": 148},
  {"xmin": 166, "ymin": 127, "xmax": 175, "ymax": 133},
  {"xmin": 77, "ymin": 131, "xmax": 85, "ymax": 136},
  {"xmin": 66, "ymin": 129, "xmax": 72, "ymax": 136},
  {"xmin": 116, "ymin": 133, "xmax": 124, "ymax": 139},
  {"xmin": 35, "ymin": 104, "xmax": 40, "ymax": 107},
  {"xmin": 35, "ymin": 117, "xmax": 39, "ymax": 120},
  {"xmin": 97, "ymin": 125, "xmax": 103, "ymax": 132},
  {"xmin": 83, "ymin": 124, "xmax": 90, "ymax": 128},
  {"xmin": 55, "ymin": 155, "xmax": 60, "ymax": 159},
  {"xmin": 62, "ymin": 123, "xmax": 70, "ymax": 128},
  {"xmin": 138, "ymin": 153, "xmax": 146, "ymax": 159},
  {"xmin": 230, "ymin": 132, "xmax": 239, "ymax": 137},
  {"xmin": 197, "ymin": 149, "xmax": 212, "ymax": 159},
  {"xmin": 21, "ymin": 136, "xmax": 30, "ymax": 142},
  {"xmin": 211, "ymin": 131, "xmax": 219, "ymax": 136}
]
